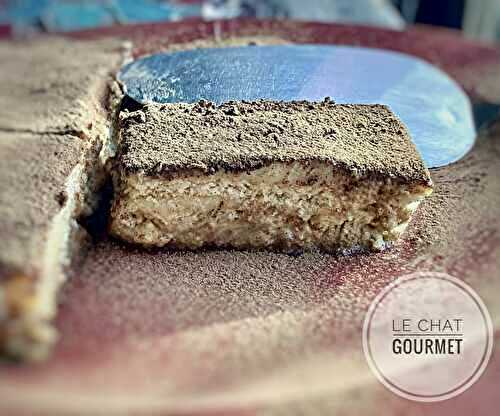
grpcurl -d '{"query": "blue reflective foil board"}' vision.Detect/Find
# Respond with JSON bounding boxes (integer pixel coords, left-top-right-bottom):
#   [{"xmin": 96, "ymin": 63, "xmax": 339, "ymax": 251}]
[{"xmin": 118, "ymin": 45, "xmax": 476, "ymax": 168}]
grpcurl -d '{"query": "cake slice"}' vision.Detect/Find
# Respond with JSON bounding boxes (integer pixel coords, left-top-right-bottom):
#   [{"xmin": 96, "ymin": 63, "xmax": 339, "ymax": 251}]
[
  {"xmin": 0, "ymin": 37, "xmax": 125, "ymax": 360},
  {"xmin": 110, "ymin": 100, "xmax": 432, "ymax": 253}
]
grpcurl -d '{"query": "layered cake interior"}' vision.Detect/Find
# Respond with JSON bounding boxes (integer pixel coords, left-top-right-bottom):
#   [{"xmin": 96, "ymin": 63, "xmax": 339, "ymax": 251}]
[{"xmin": 110, "ymin": 100, "xmax": 432, "ymax": 252}]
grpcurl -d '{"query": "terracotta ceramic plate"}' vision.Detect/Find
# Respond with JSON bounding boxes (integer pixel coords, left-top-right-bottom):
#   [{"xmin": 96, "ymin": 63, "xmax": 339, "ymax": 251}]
[{"xmin": 1, "ymin": 20, "xmax": 500, "ymax": 416}]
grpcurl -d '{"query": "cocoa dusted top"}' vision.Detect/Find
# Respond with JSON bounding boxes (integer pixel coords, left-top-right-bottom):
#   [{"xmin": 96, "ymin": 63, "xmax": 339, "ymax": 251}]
[{"xmin": 117, "ymin": 99, "xmax": 432, "ymax": 185}]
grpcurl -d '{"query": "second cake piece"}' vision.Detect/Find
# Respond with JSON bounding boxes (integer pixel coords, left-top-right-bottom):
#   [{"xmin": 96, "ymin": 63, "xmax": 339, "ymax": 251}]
[{"xmin": 110, "ymin": 100, "xmax": 432, "ymax": 252}]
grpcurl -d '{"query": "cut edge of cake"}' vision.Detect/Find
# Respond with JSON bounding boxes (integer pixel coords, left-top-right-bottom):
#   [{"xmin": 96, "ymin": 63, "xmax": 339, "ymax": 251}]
[{"xmin": 0, "ymin": 38, "xmax": 129, "ymax": 361}]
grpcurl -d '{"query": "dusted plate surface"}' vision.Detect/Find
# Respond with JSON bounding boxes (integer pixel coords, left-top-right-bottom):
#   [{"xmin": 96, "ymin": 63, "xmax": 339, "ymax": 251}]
[
  {"xmin": 2, "ymin": 121, "xmax": 500, "ymax": 416},
  {"xmin": 119, "ymin": 44, "xmax": 476, "ymax": 168},
  {"xmin": 1, "ymin": 20, "xmax": 500, "ymax": 416}
]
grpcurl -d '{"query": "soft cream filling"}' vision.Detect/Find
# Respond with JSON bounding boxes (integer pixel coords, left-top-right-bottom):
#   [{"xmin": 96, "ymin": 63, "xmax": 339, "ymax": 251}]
[{"xmin": 111, "ymin": 161, "xmax": 431, "ymax": 252}]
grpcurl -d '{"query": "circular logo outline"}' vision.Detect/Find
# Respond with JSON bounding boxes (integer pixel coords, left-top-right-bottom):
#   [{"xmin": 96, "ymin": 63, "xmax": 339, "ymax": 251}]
[{"xmin": 362, "ymin": 272, "xmax": 493, "ymax": 402}]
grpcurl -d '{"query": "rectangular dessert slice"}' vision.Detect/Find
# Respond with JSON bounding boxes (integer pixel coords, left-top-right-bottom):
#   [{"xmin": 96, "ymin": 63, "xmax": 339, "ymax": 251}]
[
  {"xmin": 0, "ymin": 37, "xmax": 124, "ymax": 360},
  {"xmin": 110, "ymin": 100, "xmax": 432, "ymax": 252}
]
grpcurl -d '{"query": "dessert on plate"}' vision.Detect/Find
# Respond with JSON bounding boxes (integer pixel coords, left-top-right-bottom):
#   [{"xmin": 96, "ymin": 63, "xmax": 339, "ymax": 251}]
[
  {"xmin": 0, "ymin": 37, "xmax": 432, "ymax": 361},
  {"xmin": 0, "ymin": 37, "xmax": 125, "ymax": 360},
  {"xmin": 110, "ymin": 100, "xmax": 432, "ymax": 252}
]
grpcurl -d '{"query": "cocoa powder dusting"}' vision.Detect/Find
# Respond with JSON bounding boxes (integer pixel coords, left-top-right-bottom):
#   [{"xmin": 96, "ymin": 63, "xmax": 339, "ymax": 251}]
[{"xmin": 118, "ymin": 100, "xmax": 431, "ymax": 185}]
